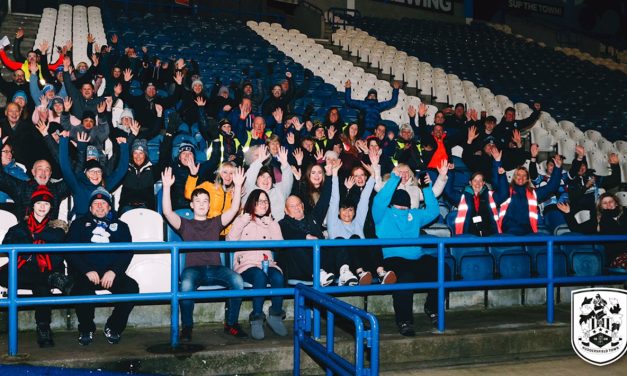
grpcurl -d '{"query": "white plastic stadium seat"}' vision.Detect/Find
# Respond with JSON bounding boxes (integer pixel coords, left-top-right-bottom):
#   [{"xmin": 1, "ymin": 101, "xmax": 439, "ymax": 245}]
[
  {"xmin": 120, "ymin": 209, "xmax": 170, "ymax": 293},
  {"xmin": 616, "ymin": 192, "xmax": 627, "ymax": 207}
]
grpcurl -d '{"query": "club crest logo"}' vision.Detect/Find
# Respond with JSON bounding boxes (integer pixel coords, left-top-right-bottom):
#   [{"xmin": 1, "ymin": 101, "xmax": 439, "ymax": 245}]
[{"xmin": 571, "ymin": 288, "xmax": 626, "ymax": 366}]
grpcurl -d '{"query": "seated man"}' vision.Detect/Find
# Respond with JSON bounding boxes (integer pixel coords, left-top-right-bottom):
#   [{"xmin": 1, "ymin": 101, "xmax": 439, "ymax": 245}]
[
  {"xmin": 161, "ymin": 166, "xmax": 247, "ymax": 341},
  {"xmin": 66, "ymin": 187, "xmax": 138, "ymax": 346}
]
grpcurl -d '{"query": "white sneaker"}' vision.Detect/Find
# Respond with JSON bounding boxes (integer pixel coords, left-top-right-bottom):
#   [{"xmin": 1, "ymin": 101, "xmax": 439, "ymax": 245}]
[
  {"xmin": 338, "ymin": 265, "xmax": 358, "ymax": 286},
  {"xmin": 319, "ymin": 269, "xmax": 335, "ymax": 286}
]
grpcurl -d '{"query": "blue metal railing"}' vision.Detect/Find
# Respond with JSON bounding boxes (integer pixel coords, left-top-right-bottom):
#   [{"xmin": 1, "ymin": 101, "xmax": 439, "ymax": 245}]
[
  {"xmin": 294, "ymin": 285, "xmax": 379, "ymax": 376},
  {"xmin": 1, "ymin": 235, "xmax": 627, "ymax": 357}
]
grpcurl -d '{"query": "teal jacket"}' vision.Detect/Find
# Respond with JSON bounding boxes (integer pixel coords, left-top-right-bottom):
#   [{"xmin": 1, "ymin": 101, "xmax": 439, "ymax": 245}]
[{"xmin": 372, "ymin": 173, "xmax": 439, "ymax": 260}]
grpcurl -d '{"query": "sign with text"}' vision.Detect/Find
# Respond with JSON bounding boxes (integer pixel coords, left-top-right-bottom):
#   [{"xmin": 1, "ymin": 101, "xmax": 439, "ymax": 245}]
[
  {"xmin": 373, "ymin": 0, "xmax": 454, "ymax": 15},
  {"xmin": 507, "ymin": 0, "xmax": 564, "ymax": 17}
]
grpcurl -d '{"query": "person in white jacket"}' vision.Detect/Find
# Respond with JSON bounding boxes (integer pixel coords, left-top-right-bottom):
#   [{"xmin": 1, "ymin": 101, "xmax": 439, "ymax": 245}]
[{"xmin": 242, "ymin": 144, "xmax": 293, "ymax": 221}]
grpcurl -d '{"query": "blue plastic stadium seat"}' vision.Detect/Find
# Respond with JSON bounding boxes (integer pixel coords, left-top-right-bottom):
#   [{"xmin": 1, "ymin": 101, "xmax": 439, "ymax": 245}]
[
  {"xmin": 488, "ymin": 235, "xmax": 531, "ymax": 279},
  {"xmin": 558, "ymin": 232, "xmax": 604, "ymax": 277},
  {"xmin": 449, "ymin": 234, "xmax": 494, "ymax": 281}
]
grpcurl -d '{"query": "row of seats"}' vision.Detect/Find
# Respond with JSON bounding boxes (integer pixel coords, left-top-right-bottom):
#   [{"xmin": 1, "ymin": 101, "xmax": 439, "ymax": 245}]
[
  {"xmin": 332, "ymin": 25, "xmax": 627, "ymax": 179},
  {"xmin": 351, "ymin": 18, "xmax": 626, "ymax": 142},
  {"xmin": 35, "ymin": 5, "xmax": 106, "ymax": 66}
]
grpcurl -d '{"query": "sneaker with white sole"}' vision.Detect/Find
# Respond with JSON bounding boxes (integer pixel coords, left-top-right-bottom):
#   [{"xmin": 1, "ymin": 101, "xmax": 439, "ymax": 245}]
[
  {"xmin": 319, "ymin": 269, "xmax": 335, "ymax": 286},
  {"xmin": 338, "ymin": 265, "xmax": 358, "ymax": 286},
  {"xmin": 378, "ymin": 269, "xmax": 397, "ymax": 284}
]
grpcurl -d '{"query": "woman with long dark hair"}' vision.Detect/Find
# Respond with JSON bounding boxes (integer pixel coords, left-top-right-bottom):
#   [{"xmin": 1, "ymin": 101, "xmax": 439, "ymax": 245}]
[{"xmin": 227, "ymin": 189, "xmax": 287, "ymax": 340}]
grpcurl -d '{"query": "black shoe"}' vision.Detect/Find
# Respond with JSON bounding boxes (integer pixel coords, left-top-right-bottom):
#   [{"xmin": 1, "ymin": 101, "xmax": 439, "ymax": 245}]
[
  {"xmin": 104, "ymin": 325, "xmax": 121, "ymax": 344},
  {"xmin": 48, "ymin": 272, "xmax": 73, "ymax": 295},
  {"xmin": 224, "ymin": 323, "xmax": 248, "ymax": 339},
  {"xmin": 181, "ymin": 326, "xmax": 192, "ymax": 342},
  {"xmin": 36, "ymin": 323, "xmax": 54, "ymax": 348},
  {"xmin": 398, "ymin": 321, "xmax": 415, "ymax": 337},
  {"xmin": 78, "ymin": 330, "xmax": 94, "ymax": 346},
  {"xmin": 424, "ymin": 307, "xmax": 439, "ymax": 328}
]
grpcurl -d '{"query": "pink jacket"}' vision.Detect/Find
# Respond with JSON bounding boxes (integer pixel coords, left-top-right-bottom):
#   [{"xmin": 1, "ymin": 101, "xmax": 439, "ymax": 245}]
[
  {"xmin": 226, "ymin": 214, "xmax": 283, "ymax": 274},
  {"xmin": 32, "ymin": 106, "xmax": 81, "ymax": 126}
]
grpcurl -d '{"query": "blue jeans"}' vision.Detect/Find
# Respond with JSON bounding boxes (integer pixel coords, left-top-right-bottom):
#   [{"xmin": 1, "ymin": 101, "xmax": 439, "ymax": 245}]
[
  {"xmin": 180, "ymin": 265, "xmax": 244, "ymax": 328},
  {"xmin": 240, "ymin": 267, "xmax": 284, "ymax": 320}
]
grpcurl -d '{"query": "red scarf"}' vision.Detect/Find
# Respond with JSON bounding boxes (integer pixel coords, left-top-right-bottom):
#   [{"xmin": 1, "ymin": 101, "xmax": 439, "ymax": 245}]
[
  {"xmin": 427, "ymin": 134, "xmax": 449, "ymax": 169},
  {"xmin": 17, "ymin": 213, "xmax": 52, "ymax": 272}
]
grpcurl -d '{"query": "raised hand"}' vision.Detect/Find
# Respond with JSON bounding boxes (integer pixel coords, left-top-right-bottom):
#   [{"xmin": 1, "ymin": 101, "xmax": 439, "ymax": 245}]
[
  {"xmin": 327, "ymin": 125, "xmax": 337, "ymax": 140},
  {"xmin": 344, "ymin": 176, "xmax": 356, "ymax": 190},
  {"xmin": 530, "ymin": 143, "xmax": 539, "ymax": 158},
  {"xmin": 533, "ymin": 102, "xmax": 541, "ymax": 111},
  {"xmin": 155, "ymin": 104, "xmax": 163, "ymax": 117},
  {"xmin": 314, "ymin": 149, "xmax": 324, "ymax": 161},
  {"xmin": 608, "ymin": 153, "xmax": 619, "ymax": 165},
  {"xmin": 278, "ymin": 146, "xmax": 289, "ymax": 166},
  {"xmin": 272, "ymin": 107, "xmax": 283, "ymax": 124},
  {"xmin": 293, "ymin": 117, "xmax": 304, "ymax": 131},
  {"xmin": 292, "ymin": 148, "xmax": 304, "ymax": 165},
  {"xmin": 344, "ymin": 80, "xmax": 351, "ymax": 88},
  {"xmin": 36, "ymin": 120, "xmax": 49, "ymax": 136},
  {"xmin": 130, "ymin": 120, "xmax": 141, "ymax": 136},
  {"xmin": 40, "ymin": 96, "xmax": 49, "ymax": 109},
  {"xmin": 368, "ymin": 148, "xmax": 380, "ymax": 166},
  {"xmin": 407, "ymin": 105, "xmax": 416, "ymax": 118},
  {"xmin": 97, "ymin": 100, "xmax": 107, "ymax": 114},
  {"xmin": 361, "ymin": 161, "xmax": 375, "ymax": 177},
  {"xmin": 173, "ymin": 71, "xmax": 184, "ymax": 85},
  {"xmin": 553, "ymin": 154, "xmax": 563, "ymax": 168},
  {"xmin": 105, "ymin": 96, "xmax": 113, "ymax": 111},
  {"xmin": 87, "ymin": 33, "xmax": 95, "ymax": 43},
  {"xmin": 418, "ymin": 102, "xmax": 428, "ymax": 117},
  {"xmin": 556, "ymin": 202, "xmax": 570, "ymax": 214},
  {"xmin": 286, "ymin": 132, "xmax": 295, "ymax": 145},
  {"xmin": 188, "ymin": 162, "xmax": 200, "ymax": 176},
  {"xmin": 511, "ymin": 129, "xmax": 522, "ymax": 147},
  {"xmin": 15, "ymin": 28, "xmax": 24, "ymax": 39},
  {"xmin": 116, "ymin": 137, "xmax": 127, "ymax": 144},
  {"xmin": 331, "ymin": 160, "xmax": 342, "ymax": 176},
  {"xmin": 575, "ymin": 145, "xmax": 585, "ymax": 159},
  {"xmin": 467, "ymin": 125, "xmax": 478, "ymax": 144},
  {"xmin": 161, "ymin": 167, "xmax": 175, "ymax": 187},
  {"xmin": 232, "ymin": 166, "xmax": 245, "ymax": 187},
  {"xmin": 392, "ymin": 80, "xmax": 401, "ymax": 89},
  {"xmin": 437, "ymin": 159, "xmax": 448, "ymax": 176},
  {"xmin": 39, "ymin": 40, "xmax": 49, "ymax": 54},
  {"xmin": 123, "ymin": 68, "xmax": 133, "ymax": 82},
  {"xmin": 291, "ymin": 166, "xmax": 302, "ymax": 180},
  {"xmin": 90, "ymin": 52, "xmax": 99, "ymax": 66},
  {"xmin": 111, "ymin": 34, "xmax": 118, "ymax": 44},
  {"xmin": 63, "ymin": 97, "xmax": 73, "ymax": 112},
  {"xmin": 257, "ymin": 144, "xmax": 270, "ymax": 162},
  {"xmin": 77, "ymin": 132, "xmax": 91, "ymax": 143},
  {"xmin": 194, "ymin": 97, "xmax": 206, "ymax": 107}
]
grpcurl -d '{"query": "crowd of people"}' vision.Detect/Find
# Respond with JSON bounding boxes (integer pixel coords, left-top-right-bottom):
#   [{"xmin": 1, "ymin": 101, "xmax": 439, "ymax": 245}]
[{"xmin": 0, "ymin": 26, "xmax": 625, "ymax": 347}]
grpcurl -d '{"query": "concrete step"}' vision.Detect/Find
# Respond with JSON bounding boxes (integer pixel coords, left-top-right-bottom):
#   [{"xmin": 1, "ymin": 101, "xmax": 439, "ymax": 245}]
[{"xmin": 1, "ymin": 304, "xmax": 608, "ymax": 375}]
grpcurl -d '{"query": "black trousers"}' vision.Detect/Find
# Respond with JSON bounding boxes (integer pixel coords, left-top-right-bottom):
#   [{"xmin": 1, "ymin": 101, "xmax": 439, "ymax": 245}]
[
  {"xmin": 383, "ymin": 256, "xmax": 451, "ymax": 325},
  {"xmin": 335, "ymin": 235, "xmax": 384, "ymax": 273},
  {"xmin": 71, "ymin": 272, "xmax": 139, "ymax": 333},
  {"xmin": 276, "ymin": 246, "xmax": 352, "ymax": 280},
  {"xmin": 0, "ymin": 262, "xmax": 53, "ymax": 324}
]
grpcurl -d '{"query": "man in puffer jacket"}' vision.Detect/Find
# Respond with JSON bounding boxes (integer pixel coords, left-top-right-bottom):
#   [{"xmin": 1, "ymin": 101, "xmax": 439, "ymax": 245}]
[{"xmin": 344, "ymin": 79, "xmax": 400, "ymax": 134}]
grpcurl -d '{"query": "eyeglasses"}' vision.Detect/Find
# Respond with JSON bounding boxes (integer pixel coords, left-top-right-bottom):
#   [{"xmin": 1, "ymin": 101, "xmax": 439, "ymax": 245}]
[
  {"xmin": 257, "ymin": 199, "xmax": 269, "ymax": 205},
  {"xmin": 2, "ymin": 149, "xmax": 12, "ymax": 154}
]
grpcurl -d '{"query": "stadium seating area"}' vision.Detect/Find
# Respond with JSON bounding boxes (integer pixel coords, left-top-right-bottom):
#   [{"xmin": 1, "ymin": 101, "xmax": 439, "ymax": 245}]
[
  {"xmin": 347, "ymin": 17, "xmax": 627, "ymax": 142},
  {"xmin": 0, "ymin": 5, "xmax": 626, "ymax": 349}
]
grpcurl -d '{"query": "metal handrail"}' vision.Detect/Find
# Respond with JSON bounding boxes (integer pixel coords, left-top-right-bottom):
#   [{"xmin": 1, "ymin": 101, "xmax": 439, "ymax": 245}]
[
  {"xmin": 327, "ymin": 7, "xmax": 362, "ymax": 29},
  {"xmin": 294, "ymin": 285, "xmax": 379, "ymax": 375},
  {"xmin": 1, "ymin": 235, "xmax": 627, "ymax": 356}
]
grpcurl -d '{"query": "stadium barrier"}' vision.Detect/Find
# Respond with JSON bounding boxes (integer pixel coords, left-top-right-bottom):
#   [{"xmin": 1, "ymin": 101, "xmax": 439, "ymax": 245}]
[
  {"xmin": 1, "ymin": 235, "xmax": 627, "ymax": 357},
  {"xmin": 294, "ymin": 285, "xmax": 379, "ymax": 376}
]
